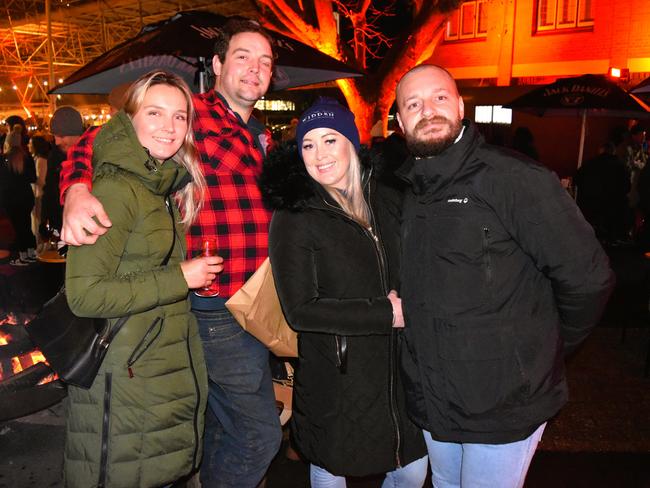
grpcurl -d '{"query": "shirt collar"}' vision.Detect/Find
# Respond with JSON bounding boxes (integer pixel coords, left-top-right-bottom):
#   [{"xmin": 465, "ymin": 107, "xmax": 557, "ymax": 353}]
[{"xmin": 206, "ymin": 89, "xmax": 263, "ymax": 132}]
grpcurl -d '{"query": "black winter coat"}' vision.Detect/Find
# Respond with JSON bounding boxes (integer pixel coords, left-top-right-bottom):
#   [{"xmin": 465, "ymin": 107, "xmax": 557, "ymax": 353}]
[
  {"xmin": 260, "ymin": 143, "xmax": 425, "ymax": 477},
  {"xmin": 398, "ymin": 121, "xmax": 615, "ymax": 444}
]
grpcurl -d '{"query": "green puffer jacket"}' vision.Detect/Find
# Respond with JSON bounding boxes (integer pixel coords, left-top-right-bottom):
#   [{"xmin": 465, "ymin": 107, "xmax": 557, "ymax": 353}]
[{"xmin": 64, "ymin": 111, "xmax": 208, "ymax": 488}]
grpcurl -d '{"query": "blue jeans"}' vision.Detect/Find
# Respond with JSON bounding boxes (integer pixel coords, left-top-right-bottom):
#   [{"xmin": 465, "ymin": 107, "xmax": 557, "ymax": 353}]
[
  {"xmin": 194, "ymin": 309, "xmax": 282, "ymax": 488},
  {"xmin": 423, "ymin": 423, "xmax": 546, "ymax": 488},
  {"xmin": 310, "ymin": 456, "xmax": 429, "ymax": 488}
]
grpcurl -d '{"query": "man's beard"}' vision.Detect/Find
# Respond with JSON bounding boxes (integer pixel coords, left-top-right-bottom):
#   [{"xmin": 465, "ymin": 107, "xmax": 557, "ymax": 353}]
[{"xmin": 405, "ymin": 116, "xmax": 463, "ymax": 158}]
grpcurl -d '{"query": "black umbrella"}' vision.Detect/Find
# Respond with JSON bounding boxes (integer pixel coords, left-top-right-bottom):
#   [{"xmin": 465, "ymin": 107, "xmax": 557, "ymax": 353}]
[
  {"xmin": 50, "ymin": 11, "xmax": 362, "ymax": 95},
  {"xmin": 505, "ymin": 74, "xmax": 650, "ymax": 166}
]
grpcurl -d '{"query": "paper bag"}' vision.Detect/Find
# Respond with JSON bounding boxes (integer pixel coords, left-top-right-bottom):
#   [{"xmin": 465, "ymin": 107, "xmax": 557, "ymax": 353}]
[{"xmin": 226, "ymin": 257, "xmax": 298, "ymax": 358}]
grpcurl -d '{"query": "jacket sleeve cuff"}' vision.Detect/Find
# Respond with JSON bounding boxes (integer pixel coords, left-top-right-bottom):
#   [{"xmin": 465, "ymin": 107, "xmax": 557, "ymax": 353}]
[{"xmin": 155, "ymin": 263, "xmax": 190, "ymax": 305}]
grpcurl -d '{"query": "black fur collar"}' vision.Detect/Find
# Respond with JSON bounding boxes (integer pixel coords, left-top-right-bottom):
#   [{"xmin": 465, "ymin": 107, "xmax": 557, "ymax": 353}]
[{"xmin": 259, "ymin": 141, "xmax": 377, "ymax": 211}]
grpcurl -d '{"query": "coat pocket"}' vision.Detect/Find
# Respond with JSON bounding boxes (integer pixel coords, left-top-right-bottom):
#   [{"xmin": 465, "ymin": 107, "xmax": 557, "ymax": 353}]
[
  {"xmin": 126, "ymin": 317, "xmax": 163, "ymax": 378},
  {"xmin": 424, "ymin": 214, "xmax": 492, "ymax": 312},
  {"xmin": 439, "ymin": 318, "xmax": 529, "ymax": 417}
]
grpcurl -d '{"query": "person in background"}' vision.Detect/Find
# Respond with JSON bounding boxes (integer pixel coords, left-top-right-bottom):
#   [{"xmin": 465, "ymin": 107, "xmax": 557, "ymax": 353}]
[
  {"xmin": 107, "ymin": 81, "xmax": 131, "ymax": 114},
  {"xmin": 3, "ymin": 122, "xmax": 36, "ymax": 265},
  {"xmin": 28, "ymin": 135, "xmax": 51, "ymax": 250},
  {"xmin": 57, "ymin": 19, "xmax": 282, "ymax": 487},
  {"xmin": 260, "ymin": 98, "xmax": 428, "ymax": 487},
  {"xmin": 574, "ymin": 141, "xmax": 631, "ymax": 245},
  {"xmin": 41, "ymin": 107, "xmax": 85, "ymax": 240},
  {"xmin": 511, "ymin": 126, "xmax": 539, "ymax": 161},
  {"xmin": 636, "ymin": 152, "xmax": 650, "ymax": 251},
  {"xmin": 394, "ymin": 64, "xmax": 615, "ymax": 488},
  {"xmin": 64, "ymin": 70, "xmax": 220, "ymax": 488},
  {"xmin": 625, "ymin": 125, "xmax": 648, "ymax": 204},
  {"xmin": 0, "ymin": 124, "xmax": 7, "ymax": 155},
  {"xmin": 282, "ymin": 117, "xmax": 299, "ymax": 142}
]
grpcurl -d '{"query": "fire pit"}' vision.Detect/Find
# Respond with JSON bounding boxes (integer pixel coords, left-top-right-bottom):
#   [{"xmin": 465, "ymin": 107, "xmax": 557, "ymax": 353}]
[{"xmin": 0, "ymin": 313, "xmax": 67, "ymax": 421}]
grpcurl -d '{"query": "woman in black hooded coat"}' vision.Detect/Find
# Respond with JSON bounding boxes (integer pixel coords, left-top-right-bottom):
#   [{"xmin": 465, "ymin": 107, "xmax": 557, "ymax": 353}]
[{"xmin": 259, "ymin": 98, "xmax": 426, "ymax": 487}]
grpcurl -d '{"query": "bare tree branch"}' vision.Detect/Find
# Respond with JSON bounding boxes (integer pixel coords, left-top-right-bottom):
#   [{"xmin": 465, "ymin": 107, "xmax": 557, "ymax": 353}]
[
  {"xmin": 255, "ymin": 0, "xmax": 460, "ymax": 141},
  {"xmin": 313, "ymin": 0, "xmax": 340, "ymax": 56},
  {"xmin": 256, "ymin": 0, "xmax": 322, "ymax": 49}
]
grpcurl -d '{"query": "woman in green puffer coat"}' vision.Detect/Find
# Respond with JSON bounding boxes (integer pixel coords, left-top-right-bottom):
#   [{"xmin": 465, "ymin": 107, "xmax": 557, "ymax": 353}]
[{"xmin": 64, "ymin": 71, "xmax": 222, "ymax": 488}]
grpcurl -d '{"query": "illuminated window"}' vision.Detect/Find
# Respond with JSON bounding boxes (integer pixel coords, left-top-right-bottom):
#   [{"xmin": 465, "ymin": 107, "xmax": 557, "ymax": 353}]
[
  {"xmin": 537, "ymin": 0, "xmax": 593, "ymax": 31},
  {"xmin": 475, "ymin": 106, "xmax": 493, "ymax": 123},
  {"xmin": 254, "ymin": 99, "xmax": 296, "ymax": 111},
  {"xmin": 475, "ymin": 105, "xmax": 512, "ymax": 125},
  {"xmin": 445, "ymin": 0, "xmax": 488, "ymax": 41}
]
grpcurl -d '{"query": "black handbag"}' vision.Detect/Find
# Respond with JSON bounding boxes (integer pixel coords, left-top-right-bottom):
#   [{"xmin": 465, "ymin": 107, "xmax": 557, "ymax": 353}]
[
  {"xmin": 26, "ymin": 293, "xmax": 130, "ymax": 388},
  {"xmin": 26, "ymin": 195, "xmax": 177, "ymax": 389}
]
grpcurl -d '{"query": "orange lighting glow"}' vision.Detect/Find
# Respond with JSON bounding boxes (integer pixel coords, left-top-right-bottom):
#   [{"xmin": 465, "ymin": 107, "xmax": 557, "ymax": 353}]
[
  {"xmin": 0, "ymin": 314, "xmax": 57, "ymax": 385},
  {"xmin": 609, "ymin": 67, "xmax": 621, "ymax": 78}
]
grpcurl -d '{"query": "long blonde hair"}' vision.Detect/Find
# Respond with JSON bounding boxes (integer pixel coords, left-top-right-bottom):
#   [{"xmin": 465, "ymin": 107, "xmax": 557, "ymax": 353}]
[
  {"xmin": 325, "ymin": 141, "xmax": 370, "ymax": 228},
  {"xmin": 122, "ymin": 70, "xmax": 206, "ymax": 227}
]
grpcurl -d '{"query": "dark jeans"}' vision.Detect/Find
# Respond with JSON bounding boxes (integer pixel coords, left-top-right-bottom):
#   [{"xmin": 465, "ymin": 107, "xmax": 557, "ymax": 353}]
[
  {"xmin": 6, "ymin": 197, "xmax": 35, "ymax": 252},
  {"xmin": 194, "ymin": 308, "xmax": 282, "ymax": 488}
]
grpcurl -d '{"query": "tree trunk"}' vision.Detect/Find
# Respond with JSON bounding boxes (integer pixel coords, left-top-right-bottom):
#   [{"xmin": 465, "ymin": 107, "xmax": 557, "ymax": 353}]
[{"xmin": 336, "ymin": 78, "xmax": 396, "ymax": 144}]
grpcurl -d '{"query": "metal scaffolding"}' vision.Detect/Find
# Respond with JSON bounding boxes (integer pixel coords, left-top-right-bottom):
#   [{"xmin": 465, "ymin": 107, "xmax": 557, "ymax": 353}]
[{"xmin": 0, "ymin": 0, "xmax": 257, "ymax": 117}]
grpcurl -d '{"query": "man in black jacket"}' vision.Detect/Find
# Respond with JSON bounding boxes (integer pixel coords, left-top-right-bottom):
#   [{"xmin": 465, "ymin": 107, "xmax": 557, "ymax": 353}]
[{"xmin": 394, "ymin": 64, "xmax": 615, "ymax": 488}]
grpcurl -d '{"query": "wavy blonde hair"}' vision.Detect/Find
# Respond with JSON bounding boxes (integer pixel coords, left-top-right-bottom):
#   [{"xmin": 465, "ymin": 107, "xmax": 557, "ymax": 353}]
[
  {"xmin": 122, "ymin": 70, "xmax": 206, "ymax": 227},
  {"xmin": 324, "ymin": 140, "xmax": 370, "ymax": 228}
]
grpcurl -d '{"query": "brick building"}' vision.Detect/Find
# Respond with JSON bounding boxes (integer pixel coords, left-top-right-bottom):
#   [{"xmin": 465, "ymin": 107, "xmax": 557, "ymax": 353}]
[{"xmin": 428, "ymin": 0, "xmax": 650, "ymax": 177}]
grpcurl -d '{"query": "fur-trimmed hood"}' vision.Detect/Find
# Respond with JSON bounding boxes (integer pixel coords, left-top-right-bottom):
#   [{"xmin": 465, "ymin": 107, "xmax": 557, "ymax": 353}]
[{"xmin": 259, "ymin": 141, "xmax": 381, "ymax": 211}]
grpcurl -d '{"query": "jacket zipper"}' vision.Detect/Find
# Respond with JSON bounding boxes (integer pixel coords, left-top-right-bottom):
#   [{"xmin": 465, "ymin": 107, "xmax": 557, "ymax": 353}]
[
  {"xmin": 186, "ymin": 322, "xmax": 201, "ymax": 469},
  {"xmin": 482, "ymin": 227, "xmax": 493, "ymax": 285},
  {"xmin": 366, "ymin": 192, "xmax": 401, "ymax": 468},
  {"xmin": 334, "ymin": 335, "xmax": 346, "ymax": 374},
  {"xmin": 98, "ymin": 372, "xmax": 112, "ymax": 488},
  {"xmin": 318, "ymin": 183, "xmax": 401, "ymax": 466},
  {"xmin": 126, "ymin": 317, "xmax": 162, "ymax": 377}
]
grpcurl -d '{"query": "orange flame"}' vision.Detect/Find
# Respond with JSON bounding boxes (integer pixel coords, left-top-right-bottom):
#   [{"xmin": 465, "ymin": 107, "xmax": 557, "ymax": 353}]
[{"xmin": 0, "ymin": 314, "xmax": 57, "ymax": 384}]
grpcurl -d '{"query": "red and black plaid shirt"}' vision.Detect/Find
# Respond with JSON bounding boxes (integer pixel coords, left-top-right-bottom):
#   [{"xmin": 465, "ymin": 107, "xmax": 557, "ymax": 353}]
[{"xmin": 59, "ymin": 89, "xmax": 273, "ymax": 298}]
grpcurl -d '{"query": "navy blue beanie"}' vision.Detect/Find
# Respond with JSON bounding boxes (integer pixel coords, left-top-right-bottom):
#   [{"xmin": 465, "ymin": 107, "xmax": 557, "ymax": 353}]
[{"xmin": 295, "ymin": 97, "xmax": 360, "ymax": 154}]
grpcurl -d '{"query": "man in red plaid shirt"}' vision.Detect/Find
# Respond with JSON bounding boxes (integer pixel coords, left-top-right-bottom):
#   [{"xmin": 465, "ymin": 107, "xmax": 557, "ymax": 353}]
[{"xmin": 59, "ymin": 19, "xmax": 281, "ymax": 488}]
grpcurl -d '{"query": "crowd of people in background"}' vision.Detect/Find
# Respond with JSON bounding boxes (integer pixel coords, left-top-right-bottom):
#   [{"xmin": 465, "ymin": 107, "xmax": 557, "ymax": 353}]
[
  {"xmin": 0, "ymin": 107, "xmax": 85, "ymax": 265},
  {"xmin": 573, "ymin": 123, "xmax": 650, "ymax": 249}
]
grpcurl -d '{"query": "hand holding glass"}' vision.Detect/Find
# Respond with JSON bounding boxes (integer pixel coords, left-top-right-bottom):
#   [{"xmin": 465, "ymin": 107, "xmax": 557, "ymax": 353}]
[{"xmin": 195, "ymin": 238, "xmax": 220, "ymax": 297}]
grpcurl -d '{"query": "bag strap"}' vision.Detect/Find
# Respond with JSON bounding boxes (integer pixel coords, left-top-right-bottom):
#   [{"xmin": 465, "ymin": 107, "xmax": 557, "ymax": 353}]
[
  {"xmin": 100, "ymin": 314, "xmax": 130, "ymax": 348},
  {"xmin": 99, "ymin": 193, "xmax": 177, "ymax": 344}
]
